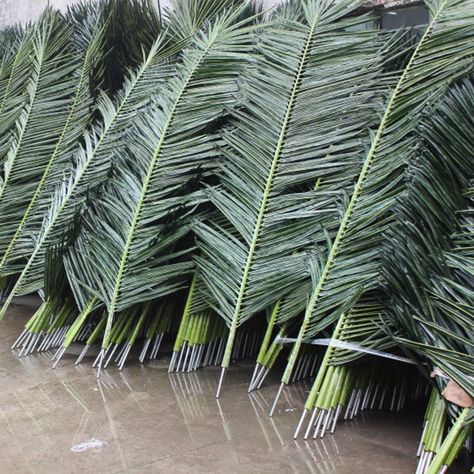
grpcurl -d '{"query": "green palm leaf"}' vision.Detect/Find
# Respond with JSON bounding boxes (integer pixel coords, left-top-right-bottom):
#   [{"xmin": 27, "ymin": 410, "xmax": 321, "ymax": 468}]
[
  {"xmin": 0, "ymin": 7, "xmax": 108, "ymax": 280},
  {"xmin": 0, "ymin": 0, "xmax": 258, "ymax": 320},
  {"xmin": 0, "ymin": 32, "xmax": 181, "ymax": 318},
  {"xmin": 0, "ymin": 10, "xmax": 78, "ymax": 275},
  {"xmin": 293, "ymin": 78, "xmax": 474, "ymax": 430},
  {"xmin": 380, "ymin": 78, "xmax": 474, "ymax": 410},
  {"xmin": 193, "ymin": 0, "xmax": 383, "ymax": 395},
  {"xmin": 62, "ymin": 3, "xmax": 257, "ymax": 362},
  {"xmin": 0, "ymin": 23, "xmax": 35, "ymax": 164},
  {"xmin": 279, "ymin": 0, "xmax": 474, "ymax": 389}
]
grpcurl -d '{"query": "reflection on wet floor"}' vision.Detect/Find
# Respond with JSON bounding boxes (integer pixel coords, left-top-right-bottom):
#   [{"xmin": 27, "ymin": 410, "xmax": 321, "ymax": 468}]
[{"xmin": 0, "ymin": 301, "xmax": 466, "ymax": 474}]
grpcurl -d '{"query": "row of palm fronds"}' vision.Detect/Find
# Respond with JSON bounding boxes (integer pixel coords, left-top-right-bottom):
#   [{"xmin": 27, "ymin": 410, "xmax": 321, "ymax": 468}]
[{"xmin": 0, "ymin": 0, "xmax": 473, "ymax": 472}]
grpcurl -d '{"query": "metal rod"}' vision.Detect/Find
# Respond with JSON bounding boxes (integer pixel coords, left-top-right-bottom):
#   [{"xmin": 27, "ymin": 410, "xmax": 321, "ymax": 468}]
[{"xmin": 269, "ymin": 382, "xmax": 285, "ymax": 417}]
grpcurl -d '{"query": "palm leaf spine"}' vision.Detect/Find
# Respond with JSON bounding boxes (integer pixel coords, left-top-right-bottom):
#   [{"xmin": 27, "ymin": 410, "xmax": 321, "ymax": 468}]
[{"xmin": 281, "ymin": 0, "xmax": 472, "ymax": 385}]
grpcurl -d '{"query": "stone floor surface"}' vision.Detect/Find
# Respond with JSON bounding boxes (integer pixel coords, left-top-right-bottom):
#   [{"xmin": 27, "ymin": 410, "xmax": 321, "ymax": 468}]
[{"xmin": 0, "ymin": 298, "xmax": 470, "ymax": 473}]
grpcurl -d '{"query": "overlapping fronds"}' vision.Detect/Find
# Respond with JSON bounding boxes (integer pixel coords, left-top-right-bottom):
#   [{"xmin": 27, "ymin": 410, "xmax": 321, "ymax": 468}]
[
  {"xmin": 383, "ymin": 79, "xmax": 474, "ymax": 398},
  {"xmin": 165, "ymin": 0, "xmax": 260, "ymax": 40},
  {"xmin": 0, "ymin": 23, "xmax": 35, "ymax": 164},
  {"xmin": 279, "ymin": 0, "xmax": 474, "ymax": 389},
  {"xmin": 0, "ymin": 10, "xmax": 78, "ymax": 276},
  {"xmin": 0, "ymin": 0, "xmax": 472, "ymax": 468},
  {"xmin": 194, "ymin": 0, "xmax": 383, "ymax": 395},
  {"xmin": 0, "ymin": 29, "xmax": 184, "ymax": 318},
  {"xmin": 0, "ymin": 7, "xmax": 108, "ymax": 284},
  {"xmin": 98, "ymin": 0, "xmax": 163, "ymax": 93},
  {"xmin": 63, "ymin": 3, "xmax": 257, "ymax": 355}
]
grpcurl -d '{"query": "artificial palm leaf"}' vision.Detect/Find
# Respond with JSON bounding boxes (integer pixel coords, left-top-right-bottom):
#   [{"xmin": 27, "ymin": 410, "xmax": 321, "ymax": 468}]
[
  {"xmin": 0, "ymin": 23, "xmax": 35, "ymax": 164},
  {"xmin": 0, "ymin": 0, "xmax": 258, "ymax": 320},
  {"xmin": 0, "ymin": 6, "xmax": 108, "ymax": 283},
  {"xmin": 277, "ymin": 0, "xmax": 474, "ymax": 400},
  {"xmin": 0, "ymin": 25, "xmax": 24, "ymax": 87},
  {"xmin": 381, "ymin": 79, "xmax": 474, "ymax": 474},
  {"xmin": 62, "ymin": 3, "xmax": 257, "ymax": 368},
  {"xmin": 0, "ymin": 10, "xmax": 78, "ymax": 275},
  {"xmin": 292, "ymin": 77, "xmax": 474, "ymax": 446},
  {"xmin": 249, "ymin": 26, "xmax": 421, "ymax": 390},
  {"xmin": 0, "ymin": 32, "xmax": 182, "ymax": 319},
  {"xmin": 382, "ymin": 79, "xmax": 474, "ymax": 398},
  {"xmin": 194, "ymin": 0, "xmax": 383, "ymax": 396}
]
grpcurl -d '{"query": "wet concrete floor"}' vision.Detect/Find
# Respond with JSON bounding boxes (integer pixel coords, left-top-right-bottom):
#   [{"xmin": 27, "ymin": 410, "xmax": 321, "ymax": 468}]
[{"xmin": 0, "ymin": 299, "xmax": 468, "ymax": 473}]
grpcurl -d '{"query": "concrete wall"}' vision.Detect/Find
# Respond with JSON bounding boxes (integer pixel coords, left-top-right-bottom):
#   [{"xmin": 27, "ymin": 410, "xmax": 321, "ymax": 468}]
[
  {"xmin": 0, "ymin": 0, "xmax": 420, "ymax": 28},
  {"xmin": 0, "ymin": 0, "xmax": 79, "ymax": 26},
  {"xmin": 0, "ymin": 0, "xmax": 164, "ymax": 26}
]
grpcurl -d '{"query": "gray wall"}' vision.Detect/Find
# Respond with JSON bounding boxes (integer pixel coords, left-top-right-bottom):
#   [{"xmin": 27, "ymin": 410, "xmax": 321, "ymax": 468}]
[
  {"xmin": 0, "ymin": 0, "xmax": 420, "ymax": 28},
  {"xmin": 1, "ymin": 0, "xmax": 81, "ymax": 26},
  {"xmin": 0, "ymin": 0, "xmax": 281, "ymax": 27}
]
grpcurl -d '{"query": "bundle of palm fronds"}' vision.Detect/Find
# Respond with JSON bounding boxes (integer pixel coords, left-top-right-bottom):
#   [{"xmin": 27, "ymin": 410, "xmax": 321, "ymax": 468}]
[{"xmin": 0, "ymin": 0, "xmax": 473, "ymax": 471}]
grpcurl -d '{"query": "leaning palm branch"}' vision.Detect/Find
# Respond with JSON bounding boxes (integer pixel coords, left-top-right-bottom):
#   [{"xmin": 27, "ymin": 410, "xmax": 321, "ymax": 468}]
[
  {"xmin": 292, "ymin": 79, "xmax": 474, "ymax": 440},
  {"xmin": 272, "ymin": 0, "xmax": 474, "ymax": 413},
  {"xmin": 194, "ymin": 0, "xmax": 383, "ymax": 397},
  {"xmin": 0, "ymin": 33, "xmax": 183, "ymax": 319},
  {"xmin": 0, "ymin": 0, "xmax": 256, "ymax": 320},
  {"xmin": 383, "ymin": 79, "xmax": 474, "ymax": 398},
  {"xmin": 200, "ymin": 17, "xmax": 417, "ymax": 392},
  {"xmin": 0, "ymin": 6, "xmax": 108, "ymax": 284},
  {"xmin": 0, "ymin": 10, "xmax": 79, "ymax": 278},
  {"xmin": 0, "ymin": 23, "xmax": 36, "ymax": 166},
  {"xmin": 62, "ymin": 4, "xmax": 257, "ymax": 373},
  {"xmin": 381, "ymin": 79, "xmax": 474, "ymax": 473}
]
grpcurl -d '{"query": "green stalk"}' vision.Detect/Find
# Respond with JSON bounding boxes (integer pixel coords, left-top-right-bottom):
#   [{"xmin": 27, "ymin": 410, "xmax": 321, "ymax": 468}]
[
  {"xmin": 256, "ymin": 300, "xmax": 280, "ymax": 366},
  {"xmin": 62, "ymin": 297, "xmax": 97, "ymax": 348},
  {"xmin": 427, "ymin": 408, "xmax": 471, "ymax": 474},
  {"xmin": 84, "ymin": 313, "xmax": 107, "ymax": 346},
  {"xmin": 305, "ymin": 313, "xmax": 346, "ymax": 411},
  {"xmin": 128, "ymin": 307, "xmax": 148, "ymax": 346},
  {"xmin": 173, "ymin": 274, "xmax": 197, "ymax": 352}
]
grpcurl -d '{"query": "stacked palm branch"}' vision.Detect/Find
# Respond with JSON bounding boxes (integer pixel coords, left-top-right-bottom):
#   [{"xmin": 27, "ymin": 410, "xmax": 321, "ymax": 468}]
[
  {"xmin": 0, "ymin": 0, "xmax": 473, "ymax": 469},
  {"xmin": 382, "ymin": 80, "xmax": 474, "ymax": 474}
]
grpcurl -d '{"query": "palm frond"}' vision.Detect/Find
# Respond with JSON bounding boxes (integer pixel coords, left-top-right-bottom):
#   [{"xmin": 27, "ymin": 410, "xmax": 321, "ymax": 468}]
[
  {"xmin": 193, "ymin": 0, "xmax": 383, "ymax": 395},
  {"xmin": 0, "ymin": 32, "xmax": 182, "ymax": 319},
  {"xmin": 296, "ymin": 77, "xmax": 474, "ymax": 430},
  {"xmin": 385, "ymin": 176, "xmax": 474, "ymax": 396},
  {"xmin": 0, "ymin": 7, "xmax": 108, "ymax": 282},
  {"xmin": 381, "ymin": 79, "xmax": 474, "ymax": 385},
  {"xmin": 62, "ymin": 3, "xmax": 256, "ymax": 353},
  {"xmin": 0, "ymin": 10, "xmax": 77, "ymax": 274},
  {"xmin": 280, "ymin": 0, "xmax": 474, "ymax": 387},
  {"xmin": 0, "ymin": 23, "xmax": 36, "ymax": 163}
]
